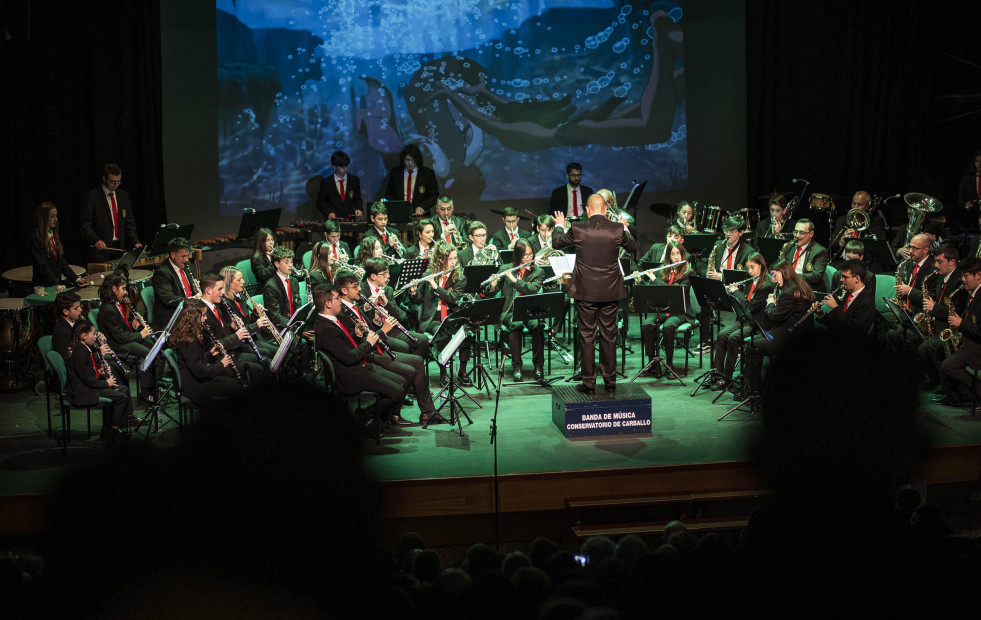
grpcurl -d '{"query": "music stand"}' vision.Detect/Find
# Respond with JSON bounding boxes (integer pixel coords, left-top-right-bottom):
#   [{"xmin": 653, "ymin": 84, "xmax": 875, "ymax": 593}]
[
  {"xmin": 498, "ymin": 249, "xmax": 514, "ymax": 265},
  {"xmin": 714, "ymin": 293, "xmax": 766, "ymax": 418},
  {"xmin": 237, "ymin": 208, "xmax": 282, "ymax": 240},
  {"xmin": 460, "ymin": 294, "xmax": 505, "ymax": 395},
  {"xmin": 148, "ymin": 225, "xmax": 194, "ymax": 257},
  {"xmin": 630, "ymin": 285, "xmax": 688, "ymax": 385},
  {"xmin": 436, "ymin": 325, "xmax": 472, "ymax": 436},
  {"xmin": 722, "ymin": 269, "xmax": 750, "ymax": 285},
  {"xmin": 375, "ymin": 200, "xmax": 411, "ymax": 224},
  {"xmin": 683, "ymin": 234, "xmax": 718, "ymax": 258},
  {"xmin": 883, "ymin": 297, "xmax": 925, "ymax": 340},
  {"xmin": 862, "ymin": 238, "xmax": 899, "ymax": 269},
  {"xmin": 464, "ymin": 265, "xmax": 497, "ymax": 293},
  {"xmin": 113, "ymin": 245, "xmax": 146, "ymax": 278},
  {"xmin": 393, "ymin": 259, "xmax": 428, "ymax": 290},
  {"xmin": 135, "ymin": 300, "xmax": 184, "ymax": 437},
  {"xmin": 430, "ymin": 308, "xmax": 480, "ymax": 409},
  {"xmin": 503, "ymin": 292, "xmax": 566, "ymax": 387},
  {"xmin": 688, "ymin": 276, "xmax": 733, "ymax": 396},
  {"xmin": 757, "ymin": 238, "xmax": 789, "ymax": 266}
]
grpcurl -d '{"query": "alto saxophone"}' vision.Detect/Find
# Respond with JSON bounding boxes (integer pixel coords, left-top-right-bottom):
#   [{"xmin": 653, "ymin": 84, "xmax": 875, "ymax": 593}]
[
  {"xmin": 706, "ymin": 241, "xmax": 724, "ymax": 277},
  {"xmin": 939, "ymin": 284, "xmax": 966, "ymax": 357},
  {"xmin": 914, "ymin": 272, "xmax": 940, "ymax": 338}
]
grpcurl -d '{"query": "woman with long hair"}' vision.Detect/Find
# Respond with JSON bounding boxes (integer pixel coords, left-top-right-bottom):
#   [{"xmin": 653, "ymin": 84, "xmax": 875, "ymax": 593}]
[
  {"xmin": 638, "ymin": 241, "xmax": 694, "ymax": 377},
  {"xmin": 402, "ymin": 218, "xmax": 436, "ymax": 260},
  {"xmin": 745, "ymin": 259, "xmax": 815, "ymax": 395},
  {"xmin": 709, "ymin": 252, "xmax": 775, "ymax": 390},
  {"xmin": 410, "ymin": 241, "xmax": 470, "ymax": 385},
  {"xmin": 250, "ymin": 228, "xmax": 277, "ymax": 286},
  {"xmin": 219, "ymin": 266, "xmax": 277, "ymax": 355},
  {"xmin": 65, "ymin": 320, "xmax": 133, "ymax": 439},
  {"xmin": 169, "ymin": 301, "xmax": 247, "ymax": 405},
  {"xmin": 307, "ymin": 240, "xmax": 336, "ymax": 288},
  {"xmin": 29, "ymin": 202, "xmax": 89, "ymax": 291},
  {"xmin": 354, "ymin": 237, "xmax": 384, "ymax": 272},
  {"xmin": 485, "ymin": 238, "xmax": 546, "ymax": 382}
]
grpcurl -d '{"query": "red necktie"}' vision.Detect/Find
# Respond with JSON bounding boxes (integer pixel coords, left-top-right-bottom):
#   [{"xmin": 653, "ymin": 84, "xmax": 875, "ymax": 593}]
[
  {"xmin": 285, "ymin": 279, "xmax": 294, "ymax": 316},
  {"xmin": 335, "ymin": 321, "xmax": 367, "ymax": 366},
  {"xmin": 89, "ymin": 352, "xmax": 100, "ymax": 377},
  {"xmin": 509, "ymin": 231, "xmax": 514, "ymax": 242},
  {"xmin": 355, "ymin": 307, "xmax": 384, "ymax": 355},
  {"xmin": 748, "ymin": 281, "xmax": 756, "ymax": 300},
  {"xmin": 118, "ymin": 303, "xmax": 132, "ymax": 330},
  {"xmin": 406, "ymin": 170, "xmax": 413, "ymax": 202},
  {"xmin": 380, "ymin": 230, "xmax": 387, "ymax": 245},
  {"xmin": 843, "ymin": 293, "xmax": 854, "ymax": 312},
  {"xmin": 726, "ymin": 248, "xmax": 734, "ymax": 269},
  {"xmin": 333, "ymin": 245, "xmax": 338, "ymax": 259},
  {"xmin": 339, "ymin": 178, "xmax": 345, "ymax": 203},
  {"xmin": 439, "ymin": 275, "xmax": 449, "ymax": 321},
  {"xmin": 50, "ymin": 234, "xmax": 58, "ymax": 261},
  {"xmin": 443, "ymin": 220, "xmax": 451, "ymax": 241},
  {"xmin": 236, "ymin": 300, "xmax": 246, "ymax": 317},
  {"xmin": 213, "ymin": 307, "xmax": 223, "ymax": 326},
  {"xmin": 792, "ymin": 247, "xmax": 803, "ymax": 269},
  {"xmin": 179, "ymin": 268, "xmax": 192, "ymax": 297},
  {"xmin": 109, "ymin": 192, "xmax": 119, "ymax": 239},
  {"xmin": 668, "ymin": 271, "xmax": 676, "ymax": 285},
  {"xmin": 572, "ymin": 188, "xmax": 578, "ymax": 217},
  {"xmin": 853, "ymin": 230, "xmax": 859, "ymax": 238},
  {"xmin": 905, "ymin": 264, "xmax": 919, "ymax": 309},
  {"xmin": 517, "ymin": 268, "xmax": 527, "ymax": 296}
]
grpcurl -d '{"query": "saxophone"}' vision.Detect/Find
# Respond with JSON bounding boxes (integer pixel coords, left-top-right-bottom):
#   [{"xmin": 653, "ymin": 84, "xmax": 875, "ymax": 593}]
[
  {"xmin": 890, "ymin": 258, "xmax": 910, "ymax": 308},
  {"xmin": 706, "ymin": 241, "xmax": 724, "ymax": 277},
  {"xmin": 914, "ymin": 272, "xmax": 940, "ymax": 337},
  {"xmin": 939, "ymin": 284, "xmax": 966, "ymax": 357}
]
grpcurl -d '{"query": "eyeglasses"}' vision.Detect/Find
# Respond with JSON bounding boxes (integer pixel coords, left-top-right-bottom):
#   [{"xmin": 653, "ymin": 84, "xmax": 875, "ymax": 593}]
[
  {"xmin": 568, "ymin": 173, "xmax": 582, "ymax": 178},
  {"xmin": 472, "ymin": 233, "xmax": 487, "ymax": 238},
  {"xmin": 840, "ymin": 274, "xmax": 857, "ymax": 280},
  {"xmin": 105, "ymin": 179, "xmax": 122, "ymax": 185}
]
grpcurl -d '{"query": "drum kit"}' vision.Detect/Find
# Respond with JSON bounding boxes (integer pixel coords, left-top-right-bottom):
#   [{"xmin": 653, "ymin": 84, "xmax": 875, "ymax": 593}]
[
  {"xmin": 649, "ymin": 201, "xmax": 755, "ymax": 235},
  {"xmin": 0, "ymin": 265, "xmax": 155, "ymax": 391}
]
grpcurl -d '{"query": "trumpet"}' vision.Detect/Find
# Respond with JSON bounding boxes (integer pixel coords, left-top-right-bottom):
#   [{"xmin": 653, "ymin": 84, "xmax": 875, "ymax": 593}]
[
  {"xmin": 392, "ymin": 266, "xmax": 457, "ymax": 297},
  {"xmin": 440, "ymin": 217, "xmax": 468, "ymax": 250},
  {"xmin": 389, "ymin": 233, "xmax": 407, "ymax": 258}
]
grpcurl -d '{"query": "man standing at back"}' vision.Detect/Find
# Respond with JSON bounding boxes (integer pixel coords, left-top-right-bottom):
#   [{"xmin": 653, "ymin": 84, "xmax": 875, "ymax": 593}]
[
  {"xmin": 553, "ymin": 195, "xmax": 635, "ymax": 394},
  {"xmin": 548, "ymin": 163, "xmax": 593, "ymax": 217},
  {"xmin": 80, "ymin": 163, "xmax": 142, "ymax": 263}
]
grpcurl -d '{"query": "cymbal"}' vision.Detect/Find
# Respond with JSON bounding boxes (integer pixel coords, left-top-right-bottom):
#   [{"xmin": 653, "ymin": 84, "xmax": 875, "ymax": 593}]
[
  {"xmin": 649, "ymin": 202, "xmax": 677, "ymax": 218},
  {"xmin": 756, "ymin": 191, "xmax": 793, "ymax": 199},
  {"xmin": 489, "ymin": 208, "xmax": 532, "ymax": 220}
]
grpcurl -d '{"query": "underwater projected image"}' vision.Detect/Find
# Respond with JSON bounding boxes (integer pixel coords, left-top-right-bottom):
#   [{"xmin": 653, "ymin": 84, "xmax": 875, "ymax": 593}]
[{"xmin": 216, "ymin": 0, "xmax": 687, "ymax": 215}]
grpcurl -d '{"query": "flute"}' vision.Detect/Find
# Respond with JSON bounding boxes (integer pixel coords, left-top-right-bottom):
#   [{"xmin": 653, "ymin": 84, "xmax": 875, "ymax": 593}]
[
  {"xmin": 202, "ymin": 319, "xmax": 247, "ymax": 386},
  {"xmin": 392, "ymin": 266, "xmax": 457, "ymax": 297},
  {"xmin": 623, "ymin": 260, "xmax": 686, "ymax": 283}
]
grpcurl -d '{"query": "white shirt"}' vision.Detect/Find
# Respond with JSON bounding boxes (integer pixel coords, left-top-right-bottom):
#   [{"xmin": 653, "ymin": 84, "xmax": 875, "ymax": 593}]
[{"xmin": 334, "ymin": 174, "xmax": 347, "ymax": 198}]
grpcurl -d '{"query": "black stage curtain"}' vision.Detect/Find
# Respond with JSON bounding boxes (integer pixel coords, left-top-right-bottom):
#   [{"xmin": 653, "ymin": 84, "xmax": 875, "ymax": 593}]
[
  {"xmin": 0, "ymin": 0, "xmax": 164, "ymax": 287},
  {"xmin": 746, "ymin": 0, "xmax": 934, "ymax": 205}
]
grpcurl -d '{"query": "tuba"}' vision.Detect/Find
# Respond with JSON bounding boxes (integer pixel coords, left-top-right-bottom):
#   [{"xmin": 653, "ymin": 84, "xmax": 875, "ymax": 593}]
[{"xmin": 903, "ymin": 192, "xmax": 942, "ymax": 248}]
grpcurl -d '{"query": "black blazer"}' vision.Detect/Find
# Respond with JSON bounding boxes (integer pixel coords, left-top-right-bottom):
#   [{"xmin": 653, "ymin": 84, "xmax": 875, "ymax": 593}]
[
  {"xmin": 434, "ymin": 215, "xmax": 469, "ymax": 244},
  {"xmin": 67, "ymin": 344, "xmax": 111, "ymax": 405},
  {"xmin": 548, "ymin": 184, "xmax": 594, "ymax": 216},
  {"xmin": 250, "ymin": 254, "xmax": 276, "ymax": 286},
  {"xmin": 765, "ymin": 286, "xmax": 812, "ymax": 349},
  {"xmin": 97, "ymin": 300, "xmax": 147, "ymax": 349},
  {"xmin": 829, "ymin": 213, "xmax": 887, "ymax": 255},
  {"xmin": 151, "ymin": 262, "xmax": 192, "ymax": 331},
  {"xmin": 708, "ymin": 240, "xmax": 755, "ymax": 273},
  {"xmin": 754, "ymin": 218, "xmax": 796, "ymax": 242},
  {"xmin": 817, "ymin": 287, "xmax": 876, "ymax": 334},
  {"xmin": 53, "ymin": 318, "xmax": 74, "ymax": 359},
  {"xmin": 176, "ymin": 339, "xmax": 241, "ymax": 402},
  {"xmin": 528, "ymin": 235, "xmax": 559, "ymax": 257},
  {"xmin": 402, "ymin": 243, "xmax": 433, "ymax": 262},
  {"xmin": 316, "ymin": 174, "xmax": 363, "ymax": 219},
  {"xmin": 731, "ymin": 280, "xmax": 776, "ymax": 330},
  {"xmin": 262, "ymin": 274, "xmax": 302, "ymax": 329},
  {"xmin": 80, "ymin": 186, "xmax": 140, "ymax": 258},
  {"xmin": 384, "ymin": 165, "xmax": 439, "ymax": 214},
  {"xmin": 779, "ymin": 242, "xmax": 830, "ymax": 289},
  {"xmin": 412, "ymin": 270, "xmax": 468, "ymax": 333},
  {"xmin": 953, "ymin": 286, "xmax": 981, "ymax": 367},
  {"xmin": 29, "ymin": 234, "xmax": 79, "ymax": 287},
  {"xmin": 552, "ymin": 215, "xmax": 636, "ymax": 302},
  {"xmin": 487, "ymin": 264, "xmax": 544, "ymax": 322},
  {"xmin": 640, "ymin": 243, "xmax": 670, "ymax": 265},
  {"xmin": 489, "ymin": 227, "xmax": 532, "ymax": 251},
  {"xmin": 898, "ymin": 256, "xmax": 936, "ymax": 307},
  {"xmin": 360, "ymin": 281, "xmax": 407, "ymax": 324},
  {"xmin": 314, "ymin": 314, "xmax": 378, "ymax": 386},
  {"xmin": 203, "ymin": 302, "xmax": 247, "ymax": 353},
  {"xmin": 928, "ymin": 269, "xmax": 964, "ymax": 325},
  {"xmin": 957, "ymin": 172, "xmax": 980, "ymax": 210}
]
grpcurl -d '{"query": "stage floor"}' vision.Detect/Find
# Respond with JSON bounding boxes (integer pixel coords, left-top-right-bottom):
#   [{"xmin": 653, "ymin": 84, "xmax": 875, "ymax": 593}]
[{"xmin": 2, "ymin": 339, "xmax": 981, "ymax": 506}]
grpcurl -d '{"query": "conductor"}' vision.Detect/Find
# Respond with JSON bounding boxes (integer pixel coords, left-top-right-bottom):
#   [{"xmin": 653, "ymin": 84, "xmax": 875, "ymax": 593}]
[{"xmin": 553, "ymin": 194, "xmax": 636, "ymax": 394}]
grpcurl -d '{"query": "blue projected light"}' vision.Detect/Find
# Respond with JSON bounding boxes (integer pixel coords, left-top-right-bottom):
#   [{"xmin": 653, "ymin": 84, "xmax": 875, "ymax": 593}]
[{"xmin": 216, "ymin": 0, "xmax": 687, "ymax": 214}]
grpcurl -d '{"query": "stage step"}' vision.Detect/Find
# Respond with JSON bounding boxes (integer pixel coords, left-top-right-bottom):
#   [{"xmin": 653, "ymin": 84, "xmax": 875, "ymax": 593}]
[{"xmin": 572, "ymin": 518, "xmax": 749, "ymax": 539}]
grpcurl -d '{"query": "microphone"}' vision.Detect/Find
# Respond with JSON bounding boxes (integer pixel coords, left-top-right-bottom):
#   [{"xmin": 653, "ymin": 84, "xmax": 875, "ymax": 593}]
[{"xmin": 792, "ymin": 178, "xmax": 810, "ymax": 185}]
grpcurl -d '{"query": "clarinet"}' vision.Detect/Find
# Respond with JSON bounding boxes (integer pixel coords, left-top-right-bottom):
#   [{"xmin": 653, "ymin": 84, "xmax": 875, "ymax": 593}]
[
  {"xmin": 121, "ymin": 294, "xmax": 156, "ymax": 342},
  {"xmin": 342, "ymin": 304, "xmax": 396, "ymax": 360},
  {"xmin": 240, "ymin": 290, "xmax": 283, "ymax": 345},
  {"xmin": 789, "ymin": 284, "xmax": 845, "ymax": 332},
  {"xmin": 95, "ymin": 332, "xmax": 129, "ymax": 374},
  {"xmin": 359, "ymin": 292, "xmax": 417, "ymax": 344},
  {"xmin": 185, "ymin": 267, "xmax": 202, "ymax": 296},
  {"xmin": 219, "ymin": 295, "xmax": 264, "ymax": 360},
  {"xmin": 201, "ymin": 319, "xmax": 247, "ymax": 386}
]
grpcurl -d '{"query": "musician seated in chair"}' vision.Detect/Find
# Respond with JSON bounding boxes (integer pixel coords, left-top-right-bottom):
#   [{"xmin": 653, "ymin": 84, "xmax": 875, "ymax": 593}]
[
  {"xmin": 65, "ymin": 320, "xmax": 133, "ymax": 440},
  {"xmin": 831, "ymin": 241, "xmax": 875, "ymax": 290},
  {"xmin": 640, "ymin": 225, "xmax": 685, "ymax": 266},
  {"xmin": 919, "ymin": 244, "xmax": 962, "ymax": 392},
  {"xmin": 362, "ymin": 202, "xmax": 405, "ymax": 259},
  {"xmin": 699, "ymin": 215, "xmax": 753, "ymax": 348},
  {"xmin": 96, "ymin": 274, "xmax": 163, "ymax": 405},
  {"xmin": 776, "ymin": 219, "xmax": 829, "ymax": 291},
  {"xmin": 639, "ymin": 242, "xmax": 694, "ymax": 378},
  {"xmin": 529, "ymin": 215, "xmax": 558, "ymax": 256},
  {"xmin": 262, "ymin": 247, "xmax": 303, "ymax": 331},
  {"xmin": 934, "ymin": 257, "xmax": 981, "ymax": 411},
  {"xmin": 884, "ymin": 234, "xmax": 935, "ymax": 352},
  {"xmin": 360, "ymin": 258, "xmax": 428, "ymax": 358},
  {"xmin": 402, "ymin": 218, "xmax": 437, "ymax": 261},
  {"xmin": 220, "ymin": 266, "xmax": 278, "ymax": 356},
  {"xmin": 489, "ymin": 207, "xmax": 532, "ymax": 251},
  {"xmin": 709, "ymin": 252, "xmax": 774, "ymax": 389},
  {"xmin": 456, "ymin": 220, "xmax": 489, "ymax": 267},
  {"xmin": 813, "ymin": 259, "xmax": 876, "ymax": 335},
  {"xmin": 754, "ymin": 194, "xmax": 795, "ymax": 242},
  {"xmin": 486, "ymin": 239, "xmax": 545, "ymax": 382},
  {"xmin": 322, "ymin": 219, "xmax": 351, "ymax": 260},
  {"xmin": 829, "ymin": 191, "xmax": 887, "ymax": 257}
]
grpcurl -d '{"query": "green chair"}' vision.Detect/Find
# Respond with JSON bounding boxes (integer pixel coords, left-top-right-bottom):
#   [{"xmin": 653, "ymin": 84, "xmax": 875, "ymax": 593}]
[
  {"xmin": 303, "ymin": 250, "xmax": 312, "ymax": 270},
  {"xmin": 45, "ymin": 350, "xmax": 112, "ymax": 454},
  {"xmin": 874, "ymin": 274, "xmax": 896, "ymax": 314},
  {"xmin": 88, "ymin": 308, "xmax": 100, "ymax": 327},
  {"xmin": 141, "ymin": 286, "xmax": 155, "ymax": 327},
  {"xmin": 162, "ymin": 348, "xmax": 195, "ymax": 431},
  {"xmin": 236, "ymin": 259, "xmax": 257, "ymax": 294},
  {"xmin": 38, "ymin": 335, "xmax": 55, "ymax": 436},
  {"xmin": 825, "ymin": 265, "xmax": 838, "ymax": 290}
]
